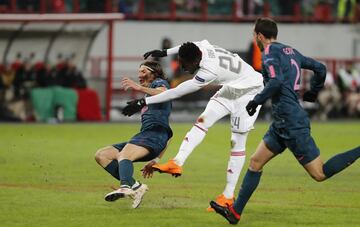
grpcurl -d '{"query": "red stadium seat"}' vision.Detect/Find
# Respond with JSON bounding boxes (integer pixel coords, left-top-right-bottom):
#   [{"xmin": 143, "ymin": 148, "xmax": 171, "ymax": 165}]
[{"xmin": 76, "ymin": 88, "xmax": 102, "ymax": 121}]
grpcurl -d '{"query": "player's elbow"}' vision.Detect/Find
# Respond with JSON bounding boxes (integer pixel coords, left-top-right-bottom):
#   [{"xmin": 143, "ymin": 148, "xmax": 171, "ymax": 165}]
[
  {"xmin": 273, "ymin": 80, "xmax": 282, "ymax": 90},
  {"xmin": 267, "ymin": 79, "xmax": 282, "ymax": 93},
  {"xmin": 317, "ymin": 63, "xmax": 327, "ymax": 80},
  {"xmin": 320, "ymin": 62, "xmax": 327, "ymax": 72}
]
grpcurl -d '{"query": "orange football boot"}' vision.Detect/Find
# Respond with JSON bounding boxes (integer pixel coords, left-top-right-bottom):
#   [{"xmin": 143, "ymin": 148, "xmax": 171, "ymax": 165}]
[
  {"xmin": 206, "ymin": 194, "xmax": 235, "ymax": 212},
  {"xmin": 152, "ymin": 159, "xmax": 182, "ymax": 177}
]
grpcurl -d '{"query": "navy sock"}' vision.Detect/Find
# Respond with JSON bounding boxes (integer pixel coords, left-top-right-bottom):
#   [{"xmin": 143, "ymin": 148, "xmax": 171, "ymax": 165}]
[
  {"xmin": 233, "ymin": 169, "xmax": 262, "ymax": 214},
  {"xmin": 104, "ymin": 160, "xmax": 120, "ymax": 180},
  {"xmin": 323, "ymin": 146, "xmax": 360, "ymax": 179},
  {"xmin": 118, "ymin": 159, "xmax": 136, "ymax": 187}
]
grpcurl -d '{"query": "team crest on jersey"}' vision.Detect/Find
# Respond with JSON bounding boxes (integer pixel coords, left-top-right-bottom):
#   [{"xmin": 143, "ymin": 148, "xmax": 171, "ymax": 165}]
[{"xmin": 195, "ymin": 75, "xmax": 205, "ymax": 82}]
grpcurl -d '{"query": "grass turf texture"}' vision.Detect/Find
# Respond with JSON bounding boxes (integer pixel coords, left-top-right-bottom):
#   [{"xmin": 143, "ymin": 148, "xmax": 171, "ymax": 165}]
[{"xmin": 0, "ymin": 122, "xmax": 359, "ymax": 226}]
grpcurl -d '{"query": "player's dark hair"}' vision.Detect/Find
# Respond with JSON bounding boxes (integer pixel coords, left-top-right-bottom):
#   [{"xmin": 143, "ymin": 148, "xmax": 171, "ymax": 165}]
[
  {"xmin": 179, "ymin": 42, "xmax": 202, "ymax": 63},
  {"xmin": 254, "ymin": 17, "xmax": 278, "ymax": 39},
  {"xmin": 140, "ymin": 61, "xmax": 166, "ymax": 80}
]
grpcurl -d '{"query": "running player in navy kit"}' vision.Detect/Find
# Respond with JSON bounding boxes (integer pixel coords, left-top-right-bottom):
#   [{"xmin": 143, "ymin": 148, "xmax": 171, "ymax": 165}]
[
  {"xmin": 95, "ymin": 61, "xmax": 172, "ymax": 209},
  {"xmin": 210, "ymin": 17, "xmax": 360, "ymax": 224}
]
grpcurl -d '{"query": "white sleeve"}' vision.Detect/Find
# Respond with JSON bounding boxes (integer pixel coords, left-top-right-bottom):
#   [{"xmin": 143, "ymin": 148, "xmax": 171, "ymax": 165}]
[
  {"xmin": 192, "ymin": 68, "xmax": 217, "ymax": 86},
  {"xmin": 145, "ymin": 79, "xmax": 202, "ymax": 104},
  {"xmin": 166, "ymin": 45, "xmax": 180, "ymax": 55}
]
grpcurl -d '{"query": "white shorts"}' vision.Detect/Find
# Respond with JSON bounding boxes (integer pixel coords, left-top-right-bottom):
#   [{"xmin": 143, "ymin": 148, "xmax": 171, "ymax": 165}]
[{"xmin": 210, "ymin": 85, "xmax": 263, "ymax": 133}]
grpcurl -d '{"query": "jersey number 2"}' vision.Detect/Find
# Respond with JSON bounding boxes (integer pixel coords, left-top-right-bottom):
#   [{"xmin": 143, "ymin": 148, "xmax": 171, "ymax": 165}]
[
  {"xmin": 290, "ymin": 59, "xmax": 301, "ymax": 91},
  {"xmin": 215, "ymin": 48, "xmax": 241, "ymax": 74}
]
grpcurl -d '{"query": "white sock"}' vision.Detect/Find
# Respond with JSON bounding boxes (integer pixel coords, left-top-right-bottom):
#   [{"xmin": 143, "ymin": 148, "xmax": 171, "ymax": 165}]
[
  {"xmin": 223, "ymin": 153, "xmax": 246, "ymax": 199},
  {"xmin": 174, "ymin": 125, "xmax": 206, "ymax": 166},
  {"xmin": 222, "ymin": 132, "xmax": 248, "ymax": 199}
]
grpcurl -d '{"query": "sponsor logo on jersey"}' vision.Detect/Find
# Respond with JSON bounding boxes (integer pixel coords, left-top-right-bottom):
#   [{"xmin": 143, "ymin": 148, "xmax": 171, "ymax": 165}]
[{"xmin": 283, "ymin": 47, "xmax": 295, "ymax": 55}]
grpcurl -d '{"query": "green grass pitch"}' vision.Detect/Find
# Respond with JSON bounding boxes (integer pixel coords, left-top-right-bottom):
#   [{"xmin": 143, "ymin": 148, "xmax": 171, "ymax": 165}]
[{"xmin": 0, "ymin": 122, "xmax": 359, "ymax": 226}]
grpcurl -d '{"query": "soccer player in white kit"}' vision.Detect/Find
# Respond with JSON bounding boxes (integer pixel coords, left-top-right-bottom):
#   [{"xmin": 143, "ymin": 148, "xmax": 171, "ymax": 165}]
[{"xmin": 122, "ymin": 40, "xmax": 264, "ymax": 211}]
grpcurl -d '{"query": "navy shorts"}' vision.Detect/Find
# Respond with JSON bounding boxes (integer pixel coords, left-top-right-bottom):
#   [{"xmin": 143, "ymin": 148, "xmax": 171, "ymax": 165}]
[
  {"xmin": 263, "ymin": 125, "xmax": 320, "ymax": 165},
  {"xmin": 113, "ymin": 126, "xmax": 171, "ymax": 162}
]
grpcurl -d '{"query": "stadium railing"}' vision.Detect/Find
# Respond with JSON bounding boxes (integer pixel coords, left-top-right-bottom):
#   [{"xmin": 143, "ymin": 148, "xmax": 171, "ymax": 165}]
[{"xmin": 88, "ymin": 56, "xmax": 360, "ymax": 119}]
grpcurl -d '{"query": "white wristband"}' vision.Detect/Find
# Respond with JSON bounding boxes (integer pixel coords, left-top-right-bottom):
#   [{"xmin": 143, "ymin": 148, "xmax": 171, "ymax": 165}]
[{"xmin": 153, "ymin": 157, "xmax": 160, "ymax": 163}]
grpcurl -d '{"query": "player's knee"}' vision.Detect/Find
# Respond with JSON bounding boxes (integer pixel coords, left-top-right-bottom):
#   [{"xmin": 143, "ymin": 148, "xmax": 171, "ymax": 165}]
[
  {"xmin": 310, "ymin": 172, "xmax": 326, "ymax": 182},
  {"xmin": 117, "ymin": 153, "xmax": 126, "ymax": 161},
  {"xmin": 249, "ymin": 156, "xmax": 263, "ymax": 171},
  {"xmin": 195, "ymin": 116, "xmax": 214, "ymax": 130},
  {"xmin": 231, "ymin": 132, "xmax": 248, "ymax": 151},
  {"xmin": 94, "ymin": 147, "xmax": 108, "ymax": 164},
  {"xmin": 94, "ymin": 149, "xmax": 103, "ymax": 163},
  {"xmin": 117, "ymin": 150, "xmax": 134, "ymax": 161}
]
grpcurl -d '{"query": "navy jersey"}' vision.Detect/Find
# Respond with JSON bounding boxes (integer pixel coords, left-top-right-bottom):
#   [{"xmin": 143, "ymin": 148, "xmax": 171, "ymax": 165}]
[
  {"xmin": 253, "ymin": 42, "xmax": 326, "ymax": 131},
  {"xmin": 141, "ymin": 78, "xmax": 172, "ymax": 135}
]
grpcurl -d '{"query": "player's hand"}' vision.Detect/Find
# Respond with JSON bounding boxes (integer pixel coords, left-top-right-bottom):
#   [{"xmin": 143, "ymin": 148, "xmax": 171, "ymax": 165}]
[
  {"xmin": 246, "ymin": 100, "xmax": 258, "ymax": 116},
  {"xmin": 121, "ymin": 77, "xmax": 142, "ymax": 91},
  {"xmin": 303, "ymin": 90, "xmax": 318, "ymax": 102},
  {"xmin": 143, "ymin": 49, "xmax": 167, "ymax": 59},
  {"xmin": 141, "ymin": 160, "xmax": 157, "ymax": 178},
  {"xmin": 122, "ymin": 98, "xmax": 146, "ymax": 116}
]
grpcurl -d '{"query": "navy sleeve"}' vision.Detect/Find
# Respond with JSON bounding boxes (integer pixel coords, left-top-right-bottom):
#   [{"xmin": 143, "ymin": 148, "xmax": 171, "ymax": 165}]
[
  {"xmin": 261, "ymin": 63, "xmax": 270, "ymax": 85},
  {"xmin": 253, "ymin": 47, "xmax": 283, "ymax": 105},
  {"xmin": 301, "ymin": 56, "xmax": 327, "ymax": 93}
]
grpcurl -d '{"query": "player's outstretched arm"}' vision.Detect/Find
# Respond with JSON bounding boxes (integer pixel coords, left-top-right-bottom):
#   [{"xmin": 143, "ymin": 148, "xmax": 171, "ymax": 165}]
[
  {"xmin": 143, "ymin": 45, "xmax": 180, "ymax": 59},
  {"xmin": 143, "ymin": 50, "xmax": 167, "ymax": 59},
  {"xmin": 145, "ymin": 79, "xmax": 202, "ymax": 105},
  {"xmin": 121, "ymin": 77, "xmax": 165, "ymax": 96},
  {"xmin": 122, "ymin": 80, "xmax": 201, "ymax": 117},
  {"xmin": 122, "ymin": 99, "xmax": 146, "ymax": 116}
]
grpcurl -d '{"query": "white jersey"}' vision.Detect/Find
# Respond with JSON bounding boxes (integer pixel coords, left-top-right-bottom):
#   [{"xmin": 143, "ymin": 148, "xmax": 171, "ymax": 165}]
[
  {"xmin": 189, "ymin": 40, "xmax": 263, "ymax": 89},
  {"xmin": 145, "ymin": 40, "xmax": 263, "ymax": 105}
]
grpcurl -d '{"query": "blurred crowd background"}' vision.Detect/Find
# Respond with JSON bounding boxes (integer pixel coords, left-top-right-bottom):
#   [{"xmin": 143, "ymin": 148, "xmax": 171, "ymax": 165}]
[
  {"xmin": 0, "ymin": 0, "xmax": 360, "ymax": 23},
  {"xmin": 0, "ymin": 0, "xmax": 359, "ymax": 122}
]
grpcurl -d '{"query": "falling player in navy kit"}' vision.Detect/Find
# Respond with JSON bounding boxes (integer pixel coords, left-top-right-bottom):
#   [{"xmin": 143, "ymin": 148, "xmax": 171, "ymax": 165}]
[
  {"xmin": 210, "ymin": 17, "xmax": 360, "ymax": 224},
  {"xmin": 94, "ymin": 61, "xmax": 172, "ymax": 209}
]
